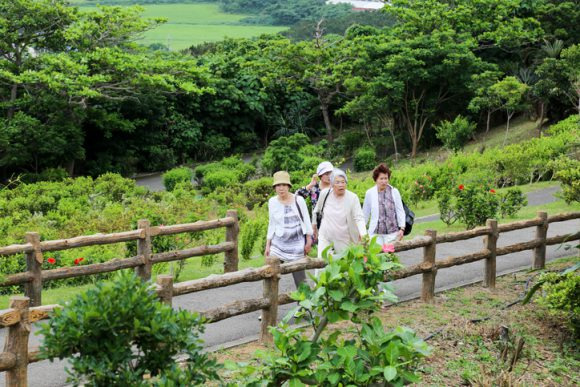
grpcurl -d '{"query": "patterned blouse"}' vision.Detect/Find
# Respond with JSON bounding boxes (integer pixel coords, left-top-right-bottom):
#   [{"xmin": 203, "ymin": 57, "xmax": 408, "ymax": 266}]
[
  {"xmin": 375, "ymin": 186, "xmax": 399, "ymax": 235},
  {"xmin": 296, "ymin": 183, "xmax": 321, "ymax": 208}
]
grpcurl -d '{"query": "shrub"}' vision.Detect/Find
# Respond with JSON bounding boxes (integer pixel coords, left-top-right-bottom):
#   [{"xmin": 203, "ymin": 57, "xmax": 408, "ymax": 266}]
[
  {"xmin": 409, "ymin": 174, "xmax": 436, "ymax": 205},
  {"xmin": 39, "ymin": 272, "xmax": 220, "ymax": 385},
  {"xmin": 524, "ymin": 264, "xmax": 580, "ymax": 338},
  {"xmin": 239, "ymin": 217, "xmax": 266, "ymax": 261},
  {"xmin": 203, "ymin": 169, "xmax": 239, "ymax": 193},
  {"xmin": 438, "ymin": 183, "xmax": 500, "ymax": 229},
  {"xmin": 499, "ymin": 187, "xmax": 527, "ymax": 217},
  {"xmin": 242, "ymin": 177, "xmax": 272, "ymax": 210},
  {"xmin": 162, "ymin": 167, "xmax": 193, "ymax": 192},
  {"xmin": 353, "ymin": 146, "xmax": 376, "ymax": 171},
  {"xmin": 261, "ymin": 133, "xmax": 310, "ymax": 173},
  {"xmin": 434, "ymin": 115, "xmax": 476, "ymax": 152},
  {"xmin": 232, "ymin": 239, "xmax": 431, "ymax": 385},
  {"xmin": 549, "ymin": 156, "xmax": 580, "ymax": 204}
]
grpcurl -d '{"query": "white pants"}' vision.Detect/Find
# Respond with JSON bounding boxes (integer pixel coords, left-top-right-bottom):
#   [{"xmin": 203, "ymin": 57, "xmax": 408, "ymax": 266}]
[{"xmin": 372, "ymin": 232, "xmax": 398, "ymax": 245}]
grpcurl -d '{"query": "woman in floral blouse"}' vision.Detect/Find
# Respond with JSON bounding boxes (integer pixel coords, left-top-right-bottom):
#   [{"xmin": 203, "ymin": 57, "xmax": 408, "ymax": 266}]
[{"xmin": 295, "ymin": 161, "xmax": 333, "ymax": 240}]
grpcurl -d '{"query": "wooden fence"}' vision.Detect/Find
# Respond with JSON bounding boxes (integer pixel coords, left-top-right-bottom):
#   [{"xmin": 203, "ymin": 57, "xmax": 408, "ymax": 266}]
[{"xmin": 0, "ymin": 210, "xmax": 579, "ymax": 386}]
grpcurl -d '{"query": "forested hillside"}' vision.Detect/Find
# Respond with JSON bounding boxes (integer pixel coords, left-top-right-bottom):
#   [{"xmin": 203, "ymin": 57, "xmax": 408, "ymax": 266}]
[{"xmin": 0, "ymin": 0, "xmax": 578, "ymax": 180}]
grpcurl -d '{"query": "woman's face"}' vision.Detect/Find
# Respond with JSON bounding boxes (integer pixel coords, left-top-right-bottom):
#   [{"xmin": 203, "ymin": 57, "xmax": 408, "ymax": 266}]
[
  {"xmin": 275, "ymin": 184, "xmax": 290, "ymax": 196},
  {"xmin": 376, "ymin": 173, "xmax": 389, "ymax": 190},
  {"xmin": 320, "ymin": 171, "xmax": 332, "ymax": 184},
  {"xmin": 332, "ymin": 176, "xmax": 347, "ymax": 195}
]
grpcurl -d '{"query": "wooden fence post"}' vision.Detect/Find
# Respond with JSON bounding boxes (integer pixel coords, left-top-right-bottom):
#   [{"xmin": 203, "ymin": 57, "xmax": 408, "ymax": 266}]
[
  {"xmin": 136, "ymin": 219, "xmax": 152, "ymax": 281},
  {"xmin": 25, "ymin": 232, "xmax": 43, "ymax": 307},
  {"xmin": 534, "ymin": 211, "xmax": 548, "ymax": 269},
  {"xmin": 483, "ymin": 219, "xmax": 498, "ymax": 289},
  {"xmin": 224, "ymin": 210, "xmax": 239, "ymax": 273},
  {"xmin": 4, "ymin": 296, "xmax": 30, "ymax": 387},
  {"xmin": 260, "ymin": 256, "xmax": 280, "ymax": 344},
  {"xmin": 156, "ymin": 275, "xmax": 174, "ymax": 306},
  {"xmin": 421, "ymin": 230, "xmax": 437, "ymax": 303}
]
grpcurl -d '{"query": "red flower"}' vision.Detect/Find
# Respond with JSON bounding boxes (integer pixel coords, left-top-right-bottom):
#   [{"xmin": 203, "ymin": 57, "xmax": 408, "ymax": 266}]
[
  {"xmin": 47, "ymin": 257, "xmax": 56, "ymax": 264},
  {"xmin": 489, "ymin": 189, "xmax": 496, "ymax": 194},
  {"xmin": 363, "ymin": 255, "xmax": 368, "ymax": 263},
  {"xmin": 382, "ymin": 244, "xmax": 395, "ymax": 253},
  {"xmin": 74, "ymin": 257, "xmax": 85, "ymax": 265},
  {"xmin": 458, "ymin": 184, "xmax": 465, "ymax": 190}
]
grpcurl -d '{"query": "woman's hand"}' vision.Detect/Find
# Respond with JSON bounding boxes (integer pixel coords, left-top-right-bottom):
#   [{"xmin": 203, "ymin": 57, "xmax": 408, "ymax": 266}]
[
  {"xmin": 304, "ymin": 235, "xmax": 312, "ymax": 255},
  {"xmin": 397, "ymin": 229, "xmax": 404, "ymax": 241},
  {"xmin": 306, "ymin": 174, "xmax": 319, "ymax": 190},
  {"xmin": 265, "ymin": 241, "xmax": 271, "ymax": 257}
]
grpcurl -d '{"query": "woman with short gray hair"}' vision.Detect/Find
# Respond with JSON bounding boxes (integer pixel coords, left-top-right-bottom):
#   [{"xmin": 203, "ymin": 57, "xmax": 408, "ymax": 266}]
[{"xmin": 312, "ymin": 168, "xmax": 367, "ymax": 259}]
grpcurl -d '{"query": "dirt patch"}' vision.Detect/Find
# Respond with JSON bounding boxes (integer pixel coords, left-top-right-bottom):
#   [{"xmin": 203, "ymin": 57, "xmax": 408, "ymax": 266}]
[{"xmin": 212, "ymin": 258, "xmax": 579, "ymax": 385}]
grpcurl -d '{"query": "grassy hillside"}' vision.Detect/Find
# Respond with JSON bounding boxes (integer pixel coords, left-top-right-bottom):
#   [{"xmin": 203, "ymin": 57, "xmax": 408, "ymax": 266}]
[{"xmin": 76, "ymin": 2, "xmax": 286, "ymax": 50}]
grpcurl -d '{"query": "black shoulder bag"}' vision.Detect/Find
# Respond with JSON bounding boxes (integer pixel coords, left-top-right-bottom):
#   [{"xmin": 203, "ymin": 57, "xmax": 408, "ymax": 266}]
[
  {"xmin": 401, "ymin": 200, "xmax": 415, "ymax": 236},
  {"xmin": 316, "ymin": 189, "xmax": 331, "ymax": 229}
]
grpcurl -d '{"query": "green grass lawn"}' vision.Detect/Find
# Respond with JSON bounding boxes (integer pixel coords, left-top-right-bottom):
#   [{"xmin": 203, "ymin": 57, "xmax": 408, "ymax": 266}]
[{"xmin": 76, "ymin": 3, "xmax": 286, "ymax": 50}]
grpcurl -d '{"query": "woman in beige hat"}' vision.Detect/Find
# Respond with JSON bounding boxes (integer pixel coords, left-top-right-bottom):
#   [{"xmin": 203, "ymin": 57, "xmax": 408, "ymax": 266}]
[{"xmin": 265, "ymin": 171, "xmax": 313, "ymax": 288}]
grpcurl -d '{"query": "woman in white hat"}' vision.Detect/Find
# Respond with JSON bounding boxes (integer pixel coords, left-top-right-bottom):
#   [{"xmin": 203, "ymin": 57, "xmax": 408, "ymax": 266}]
[
  {"xmin": 296, "ymin": 161, "xmax": 333, "ymax": 240},
  {"xmin": 265, "ymin": 171, "xmax": 313, "ymax": 287},
  {"xmin": 313, "ymin": 168, "xmax": 367, "ymax": 259}
]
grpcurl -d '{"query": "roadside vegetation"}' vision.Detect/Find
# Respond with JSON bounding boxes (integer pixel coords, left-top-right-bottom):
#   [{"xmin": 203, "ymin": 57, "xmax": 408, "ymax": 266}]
[{"xmin": 215, "ymin": 257, "xmax": 580, "ymax": 385}]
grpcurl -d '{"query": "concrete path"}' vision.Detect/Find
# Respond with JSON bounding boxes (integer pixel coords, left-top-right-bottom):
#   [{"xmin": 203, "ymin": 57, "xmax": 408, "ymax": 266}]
[{"xmin": 2, "ymin": 216, "xmax": 578, "ymax": 387}]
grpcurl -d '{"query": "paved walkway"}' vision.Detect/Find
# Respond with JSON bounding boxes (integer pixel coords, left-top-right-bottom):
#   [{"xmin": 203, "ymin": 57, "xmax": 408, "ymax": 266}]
[{"xmin": 1, "ymin": 188, "xmax": 577, "ymax": 387}]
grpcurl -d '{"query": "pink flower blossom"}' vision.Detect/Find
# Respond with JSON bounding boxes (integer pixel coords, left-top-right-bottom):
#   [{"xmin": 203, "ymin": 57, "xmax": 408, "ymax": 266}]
[{"xmin": 382, "ymin": 244, "xmax": 395, "ymax": 253}]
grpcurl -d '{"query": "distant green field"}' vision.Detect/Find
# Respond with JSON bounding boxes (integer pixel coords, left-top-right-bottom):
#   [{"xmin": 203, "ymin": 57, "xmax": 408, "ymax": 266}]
[{"xmin": 77, "ymin": 3, "xmax": 286, "ymax": 50}]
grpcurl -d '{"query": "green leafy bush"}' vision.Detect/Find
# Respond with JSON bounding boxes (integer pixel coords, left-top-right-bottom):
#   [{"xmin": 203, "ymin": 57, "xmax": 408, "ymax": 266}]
[
  {"xmin": 499, "ymin": 187, "xmax": 527, "ymax": 217},
  {"xmin": 39, "ymin": 272, "xmax": 220, "ymax": 386},
  {"xmin": 435, "ymin": 115, "xmax": 476, "ymax": 152},
  {"xmin": 353, "ymin": 146, "xmax": 376, "ymax": 172},
  {"xmin": 524, "ymin": 263, "xmax": 580, "ymax": 338},
  {"xmin": 261, "ymin": 133, "xmax": 310, "ymax": 173},
  {"xmin": 438, "ymin": 183, "xmax": 500, "ymax": 229},
  {"xmin": 549, "ymin": 156, "xmax": 580, "ymax": 204},
  {"xmin": 409, "ymin": 174, "xmax": 436, "ymax": 205},
  {"xmin": 239, "ymin": 216, "xmax": 266, "ymax": 261},
  {"xmin": 232, "ymin": 239, "xmax": 431, "ymax": 385},
  {"xmin": 162, "ymin": 167, "xmax": 193, "ymax": 192},
  {"xmin": 242, "ymin": 177, "xmax": 272, "ymax": 210}
]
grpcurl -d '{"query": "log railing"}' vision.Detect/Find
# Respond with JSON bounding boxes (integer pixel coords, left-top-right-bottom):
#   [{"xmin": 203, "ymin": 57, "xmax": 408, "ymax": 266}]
[
  {"xmin": 0, "ymin": 210, "xmax": 240, "ymax": 307},
  {"xmin": 1, "ymin": 210, "xmax": 579, "ymax": 386}
]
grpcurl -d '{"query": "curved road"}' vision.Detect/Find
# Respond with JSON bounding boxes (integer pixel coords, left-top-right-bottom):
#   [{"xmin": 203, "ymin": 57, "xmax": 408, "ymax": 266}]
[{"xmin": 1, "ymin": 187, "xmax": 577, "ymax": 386}]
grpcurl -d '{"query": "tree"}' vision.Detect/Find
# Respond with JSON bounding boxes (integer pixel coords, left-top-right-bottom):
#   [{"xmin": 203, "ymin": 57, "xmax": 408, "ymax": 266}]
[
  {"xmin": 469, "ymin": 70, "xmax": 504, "ymax": 136},
  {"xmin": 435, "ymin": 115, "xmax": 477, "ymax": 152},
  {"xmin": 488, "ymin": 77, "xmax": 529, "ymax": 145},
  {"xmin": 560, "ymin": 44, "xmax": 580, "ymax": 114}
]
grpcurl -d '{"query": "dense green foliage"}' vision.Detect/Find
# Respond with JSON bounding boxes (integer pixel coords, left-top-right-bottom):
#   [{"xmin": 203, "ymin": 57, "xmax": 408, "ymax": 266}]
[
  {"xmin": 230, "ymin": 239, "xmax": 431, "ymax": 385},
  {"xmin": 1, "ymin": 0, "xmax": 579, "ymax": 179},
  {"xmin": 435, "ymin": 116, "xmax": 477, "ymax": 152},
  {"xmin": 353, "ymin": 146, "xmax": 377, "ymax": 172},
  {"xmin": 162, "ymin": 166, "xmax": 193, "ymax": 191},
  {"xmin": 219, "ymin": 0, "xmax": 353, "ymax": 26},
  {"xmin": 39, "ymin": 271, "xmax": 220, "ymax": 385},
  {"xmin": 524, "ymin": 263, "xmax": 580, "ymax": 339}
]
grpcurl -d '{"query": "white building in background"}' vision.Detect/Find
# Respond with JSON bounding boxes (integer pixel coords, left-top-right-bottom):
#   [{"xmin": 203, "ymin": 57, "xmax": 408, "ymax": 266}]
[{"xmin": 327, "ymin": 0, "xmax": 386, "ymax": 11}]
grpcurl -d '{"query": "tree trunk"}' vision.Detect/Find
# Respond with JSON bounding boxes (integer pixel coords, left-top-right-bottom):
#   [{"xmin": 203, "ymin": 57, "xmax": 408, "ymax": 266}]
[
  {"xmin": 320, "ymin": 102, "xmax": 333, "ymax": 143},
  {"xmin": 503, "ymin": 111, "xmax": 513, "ymax": 146},
  {"xmin": 485, "ymin": 110, "xmax": 492, "ymax": 134},
  {"xmin": 536, "ymin": 101, "xmax": 546, "ymax": 137},
  {"xmin": 389, "ymin": 128, "xmax": 398, "ymax": 162}
]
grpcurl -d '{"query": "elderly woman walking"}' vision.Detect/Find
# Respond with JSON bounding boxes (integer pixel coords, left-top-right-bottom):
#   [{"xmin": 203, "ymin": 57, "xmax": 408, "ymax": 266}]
[
  {"xmin": 265, "ymin": 171, "xmax": 313, "ymax": 288},
  {"xmin": 313, "ymin": 168, "xmax": 367, "ymax": 259},
  {"xmin": 362, "ymin": 163, "xmax": 406, "ymax": 244},
  {"xmin": 296, "ymin": 161, "xmax": 333, "ymax": 209}
]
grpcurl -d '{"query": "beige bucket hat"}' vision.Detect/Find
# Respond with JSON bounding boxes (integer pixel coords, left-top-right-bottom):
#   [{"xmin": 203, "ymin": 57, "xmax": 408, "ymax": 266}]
[{"xmin": 272, "ymin": 171, "xmax": 292, "ymax": 187}]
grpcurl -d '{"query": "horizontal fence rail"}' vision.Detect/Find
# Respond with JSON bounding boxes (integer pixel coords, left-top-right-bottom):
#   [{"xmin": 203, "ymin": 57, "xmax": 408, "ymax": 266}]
[{"xmin": 1, "ymin": 210, "xmax": 579, "ymax": 386}]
